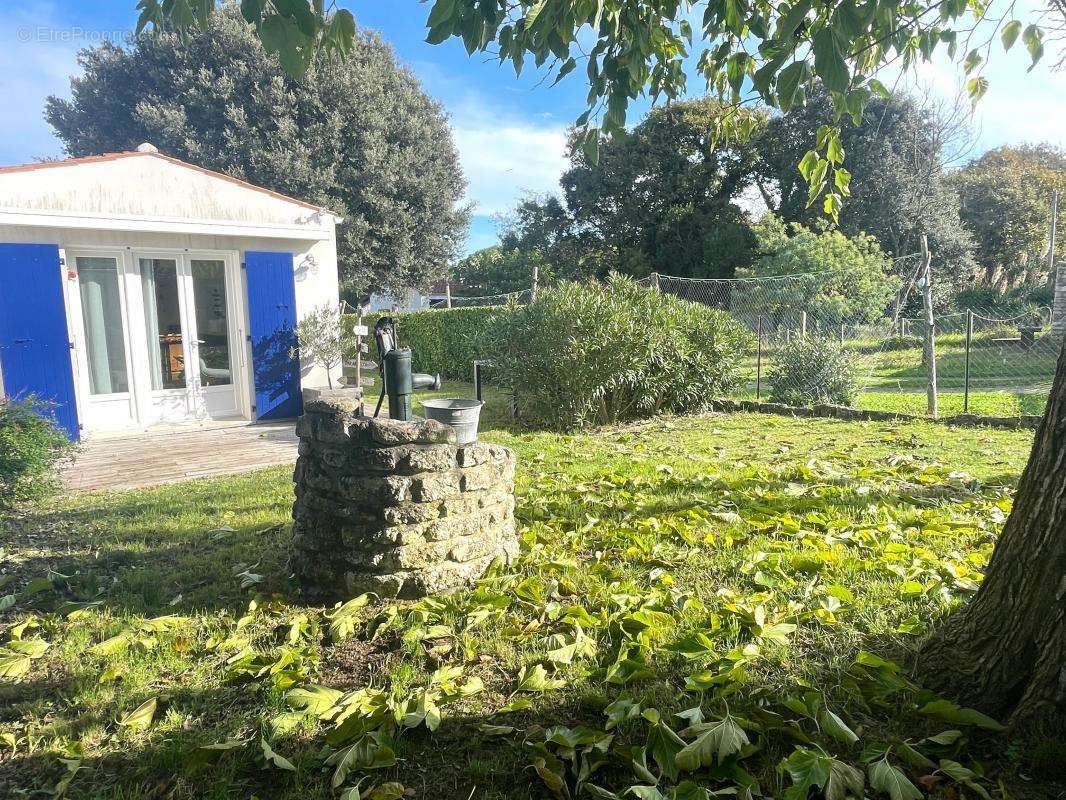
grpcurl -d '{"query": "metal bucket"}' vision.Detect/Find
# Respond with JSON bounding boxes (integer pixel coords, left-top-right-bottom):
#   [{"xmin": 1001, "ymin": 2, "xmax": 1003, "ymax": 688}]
[{"xmin": 421, "ymin": 398, "xmax": 484, "ymax": 445}]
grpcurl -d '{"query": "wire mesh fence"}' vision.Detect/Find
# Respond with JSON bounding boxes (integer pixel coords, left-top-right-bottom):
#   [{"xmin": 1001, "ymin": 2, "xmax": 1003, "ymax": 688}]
[
  {"xmin": 429, "ymin": 289, "xmax": 532, "ymax": 308},
  {"xmin": 649, "ymin": 271, "xmax": 1060, "ymax": 418}
]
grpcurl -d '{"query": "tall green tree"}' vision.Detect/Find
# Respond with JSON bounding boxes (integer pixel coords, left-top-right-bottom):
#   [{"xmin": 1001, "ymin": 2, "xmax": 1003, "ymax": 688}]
[
  {"xmin": 136, "ymin": 0, "xmax": 1051, "ymax": 216},
  {"xmin": 560, "ymin": 98, "xmax": 767, "ymax": 280},
  {"xmin": 952, "ymin": 144, "xmax": 1066, "ymax": 291},
  {"xmin": 47, "ymin": 7, "xmax": 469, "ymax": 301},
  {"xmin": 739, "ymin": 214, "xmax": 899, "ymax": 325},
  {"xmin": 756, "ymin": 89, "xmax": 975, "ymax": 296}
]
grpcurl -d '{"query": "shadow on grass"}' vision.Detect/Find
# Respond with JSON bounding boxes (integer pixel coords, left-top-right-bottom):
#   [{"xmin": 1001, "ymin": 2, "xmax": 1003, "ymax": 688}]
[{"xmin": 0, "ymin": 615, "xmax": 965, "ymax": 800}]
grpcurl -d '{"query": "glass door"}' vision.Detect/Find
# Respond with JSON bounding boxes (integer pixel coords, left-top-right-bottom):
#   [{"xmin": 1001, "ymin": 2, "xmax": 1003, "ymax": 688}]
[
  {"xmin": 135, "ymin": 254, "xmax": 242, "ymax": 424},
  {"xmin": 70, "ymin": 252, "xmax": 140, "ymax": 432},
  {"xmin": 139, "ymin": 257, "xmax": 195, "ymax": 423},
  {"xmin": 188, "ymin": 258, "xmax": 239, "ymax": 418}
]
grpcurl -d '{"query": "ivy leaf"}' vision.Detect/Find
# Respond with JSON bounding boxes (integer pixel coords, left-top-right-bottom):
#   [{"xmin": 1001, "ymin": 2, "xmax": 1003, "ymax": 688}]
[
  {"xmin": 1000, "ymin": 20, "xmax": 1022, "ymax": 51},
  {"xmin": 868, "ymin": 758, "xmax": 922, "ymax": 800},
  {"xmin": 826, "ymin": 758, "xmax": 866, "ymax": 800},
  {"xmin": 117, "ymin": 697, "xmax": 158, "ymax": 730},
  {"xmin": 917, "ymin": 699, "xmax": 1005, "ymax": 731},
  {"xmin": 937, "ymin": 759, "xmax": 990, "ymax": 800},
  {"xmin": 643, "ymin": 709, "xmax": 685, "ymax": 781},
  {"xmin": 532, "ymin": 756, "xmax": 569, "ymax": 799},
  {"xmin": 0, "ymin": 650, "xmax": 31, "ymax": 680},
  {"xmin": 327, "ymin": 595, "xmax": 371, "ymax": 643},
  {"xmin": 782, "ymin": 747, "xmax": 826, "ymax": 800},
  {"xmin": 260, "ymin": 737, "xmax": 297, "ymax": 771},
  {"xmin": 260, "ymin": 14, "xmax": 311, "ymax": 76},
  {"xmin": 186, "ymin": 738, "xmax": 248, "ymax": 768},
  {"xmin": 367, "ymin": 784, "xmax": 406, "ymax": 800},
  {"xmin": 515, "ymin": 663, "xmax": 564, "ymax": 693},
  {"xmin": 287, "ymin": 684, "xmax": 343, "ymax": 717},
  {"xmin": 1022, "ymin": 25, "xmax": 1044, "ymax": 69},
  {"xmin": 675, "ymin": 714, "xmax": 749, "ymax": 771},
  {"xmin": 966, "ymin": 77, "xmax": 988, "ymax": 108},
  {"xmin": 813, "ymin": 28, "xmax": 849, "ymax": 93},
  {"xmin": 776, "ymin": 61, "xmax": 811, "ymax": 111},
  {"xmin": 819, "ymin": 708, "xmax": 858, "ymax": 745},
  {"xmin": 604, "ymin": 697, "xmax": 642, "ymax": 729}
]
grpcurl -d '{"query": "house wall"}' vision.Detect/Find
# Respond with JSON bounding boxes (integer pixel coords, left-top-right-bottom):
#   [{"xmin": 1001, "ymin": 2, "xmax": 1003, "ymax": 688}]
[
  {"xmin": 0, "ymin": 155, "xmax": 322, "ymax": 226},
  {"xmin": 0, "ymin": 223, "xmax": 342, "ymax": 415}
]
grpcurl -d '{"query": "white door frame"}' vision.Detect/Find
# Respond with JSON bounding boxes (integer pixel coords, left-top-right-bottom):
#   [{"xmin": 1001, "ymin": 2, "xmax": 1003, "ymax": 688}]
[
  {"xmin": 63, "ymin": 244, "xmax": 252, "ymax": 434},
  {"xmin": 63, "ymin": 246, "xmax": 140, "ymax": 432}
]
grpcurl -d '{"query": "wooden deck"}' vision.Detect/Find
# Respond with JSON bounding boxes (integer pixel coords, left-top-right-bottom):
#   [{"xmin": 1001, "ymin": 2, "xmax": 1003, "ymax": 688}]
[{"xmin": 62, "ymin": 420, "xmax": 299, "ymax": 492}]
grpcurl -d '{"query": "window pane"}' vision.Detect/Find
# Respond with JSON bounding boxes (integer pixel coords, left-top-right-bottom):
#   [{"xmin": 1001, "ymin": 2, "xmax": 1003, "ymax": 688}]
[
  {"xmin": 140, "ymin": 259, "xmax": 186, "ymax": 390},
  {"xmin": 78, "ymin": 257, "xmax": 129, "ymax": 395},
  {"xmin": 191, "ymin": 260, "xmax": 233, "ymax": 387}
]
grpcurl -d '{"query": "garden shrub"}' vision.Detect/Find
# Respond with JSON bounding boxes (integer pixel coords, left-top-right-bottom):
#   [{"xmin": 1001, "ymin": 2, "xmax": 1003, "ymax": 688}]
[
  {"xmin": 0, "ymin": 397, "xmax": 74, "ymax": 509},
  {"xmin": 488, "ymin": 274, "xmax": 752, "ymax": 430},
  {"xmin": 350, "ymin": 306, "xmax": 504, "ymax": 381},
  {"xmin": 767, "ymin": 338, "xmax": 858, "ymax": 407}
]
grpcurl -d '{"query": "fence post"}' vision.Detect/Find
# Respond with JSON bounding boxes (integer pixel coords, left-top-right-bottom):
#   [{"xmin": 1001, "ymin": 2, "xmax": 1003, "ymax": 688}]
[
  {"xmin": 445, "ymin": 282, "xmax": 452, "ymax": 309},
  {"xmin": 756, "ymin": 315, "xmax": 764, "ymax": 400},
  {"xmin": 839, "ymin": 323, "xmax": 845, "ymax": 346},
  {"xmin": 800, "ymin": 311, "xmax": 808, "ymax": 340},
  {"xmin": 920, "ymin": 235, "xmax": 938, "ymax": 419},
  {"xmin": 963, "ymin": 309, "xmax": 973, "ymax": 414},
  {"xmin": 650, "ymin": 272, "xmax": 660, "ymax": 292},
  {"xmin": 531, "ymin": 263, "xmax": 539, "ymax": 303}
]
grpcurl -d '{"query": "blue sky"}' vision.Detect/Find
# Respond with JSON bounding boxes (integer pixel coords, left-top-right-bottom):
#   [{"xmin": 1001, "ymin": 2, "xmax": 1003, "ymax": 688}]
[{"xmin": 1, "ymin": 1, "xmax": 1064, "ymax": 255}]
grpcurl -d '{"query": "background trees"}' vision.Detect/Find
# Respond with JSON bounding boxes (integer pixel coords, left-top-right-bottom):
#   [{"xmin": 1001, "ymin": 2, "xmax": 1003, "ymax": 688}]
[
  {"xmin": 560, "ymin": 99, "xmax": 766, "ymax": 280},
  {"xmin": 952, "ymin": 145, "xmax": 1066, "ymax": 292},
  {"xmin": 741, "ymin": 215, "xmax": 899, "ymax": 325},
  {"xmin": 757, "ymin": 90, "xmax": 975, "ymax": 294},
  {"xmin": 46, "ymin": 7, "xmax": 469, "ymax": 303}
]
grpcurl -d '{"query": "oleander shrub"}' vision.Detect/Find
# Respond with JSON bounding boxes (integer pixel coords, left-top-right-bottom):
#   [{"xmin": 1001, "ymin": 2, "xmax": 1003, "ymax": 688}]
[
  {"xmin": 489, "ymin": 274, "xmax": 752, "ymax": 429},
  {"xmin": 0, "ymin": 397, "xmax": 74, "ymax": 509},
  {"xmin": 767, "ymin": 338, "xmax": 858, "ymax": 407}
]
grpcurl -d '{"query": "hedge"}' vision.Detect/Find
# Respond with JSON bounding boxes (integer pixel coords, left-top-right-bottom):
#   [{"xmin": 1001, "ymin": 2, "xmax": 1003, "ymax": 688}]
[{"xmin": 346, "ymin": 306, "xmax": 505, "ymax": 381}]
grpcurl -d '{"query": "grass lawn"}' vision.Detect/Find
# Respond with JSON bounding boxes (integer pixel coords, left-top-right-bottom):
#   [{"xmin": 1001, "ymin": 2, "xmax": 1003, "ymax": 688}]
[{"xmin": 1, "ymin": 411, "xmax": 1057, "ymax": 799}]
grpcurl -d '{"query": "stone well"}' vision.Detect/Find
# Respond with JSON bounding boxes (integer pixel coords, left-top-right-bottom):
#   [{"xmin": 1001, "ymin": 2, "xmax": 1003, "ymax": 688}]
[{"xmin": 291, "ymin": 399, "xmax": 518, "ymax": 600}]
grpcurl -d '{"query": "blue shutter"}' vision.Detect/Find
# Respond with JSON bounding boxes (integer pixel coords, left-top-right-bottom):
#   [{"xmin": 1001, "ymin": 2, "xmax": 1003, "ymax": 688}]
[
  {"xmin": 0, "ymin": 244, "xmax": 80, "ymax": 440},
  {"xmin": 245, "ymin": 251, "xmax": 303, "ymax": 420}
]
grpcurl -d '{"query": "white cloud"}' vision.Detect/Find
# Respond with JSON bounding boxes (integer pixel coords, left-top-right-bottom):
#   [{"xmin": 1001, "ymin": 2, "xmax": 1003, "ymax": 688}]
[{"xmin": 449, "ymin": 99, "xmax": 570, "ymax": 217}]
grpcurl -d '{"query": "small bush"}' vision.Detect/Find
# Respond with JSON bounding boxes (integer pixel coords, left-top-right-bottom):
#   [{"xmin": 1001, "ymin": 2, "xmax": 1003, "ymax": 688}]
[
  {"xmin": 768, "ymin": 338, "xmax": 858, "ymax": 407},
  {"xmin": 350, "ymin": 306, "xmax": 504, "ymax": 381},
  {"xmin": 488, "ymin": 275, "xmax": 752, "ymax": 430},
  {"xmin": 0, "ymin": 398, "xmax": 74, "ymax": 509}
]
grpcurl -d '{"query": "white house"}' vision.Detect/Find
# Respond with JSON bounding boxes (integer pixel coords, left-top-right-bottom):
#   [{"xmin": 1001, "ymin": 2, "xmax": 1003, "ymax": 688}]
[{"xmin": 0, "ymin": 144, "xmax": 342, "ymax": 440}]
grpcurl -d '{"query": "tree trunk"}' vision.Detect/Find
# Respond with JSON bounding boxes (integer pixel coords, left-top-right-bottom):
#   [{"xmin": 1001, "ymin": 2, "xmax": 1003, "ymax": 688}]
[{"xmin": 920, "ymin": 336, "xmax": 1066, "ymax": 731}]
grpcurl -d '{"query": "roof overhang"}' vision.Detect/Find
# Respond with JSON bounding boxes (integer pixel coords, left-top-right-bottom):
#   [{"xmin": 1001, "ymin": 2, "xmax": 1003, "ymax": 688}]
[{"xmin": 0, "ymin": 207, "xmax": 337, "ymax": 241}]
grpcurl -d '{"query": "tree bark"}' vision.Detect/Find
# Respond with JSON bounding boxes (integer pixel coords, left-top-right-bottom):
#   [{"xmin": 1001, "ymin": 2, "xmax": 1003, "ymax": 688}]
[{"xmin": 920, "ymin": 335, "xmax": 1066, "ymax": 731}]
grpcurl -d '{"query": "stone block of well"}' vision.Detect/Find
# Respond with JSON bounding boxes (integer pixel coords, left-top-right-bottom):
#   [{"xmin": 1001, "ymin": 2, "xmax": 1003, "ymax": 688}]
[{"xmin": 291, "ymin": 400, "xmax": 518, "ymax": 600}]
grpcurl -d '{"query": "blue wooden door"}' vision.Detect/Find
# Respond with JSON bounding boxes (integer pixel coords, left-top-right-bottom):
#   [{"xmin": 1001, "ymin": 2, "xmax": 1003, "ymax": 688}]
[
  {"xmin": 244, "ymin": 251, "xmax": 302, "ymax": 420},
  {"xmin": 0, "ymin": 243, "xmax": 81, "ymax": 440}
]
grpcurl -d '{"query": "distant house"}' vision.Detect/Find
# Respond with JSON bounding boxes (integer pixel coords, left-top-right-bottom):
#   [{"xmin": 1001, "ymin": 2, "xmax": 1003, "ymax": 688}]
[
  {"xmin": 367, "ymin": 281, "xmax": 459, "ymax": 312},
  {"xmin": 0, "ymin": 144, "xmax": 343, "ymax": 440}
]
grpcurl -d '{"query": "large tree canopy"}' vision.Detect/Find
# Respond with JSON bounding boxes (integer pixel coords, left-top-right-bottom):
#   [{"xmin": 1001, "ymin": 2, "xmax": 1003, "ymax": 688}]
[
  {"xmin": 757, "ymin": 89, "xmax": 975, "ymax": 294},
  {"xmin": 561, "ymin": 99, "xmax": 766, "ymax": 280},
  {"xmin": 49, "ymin": 7, "xmax": 469, "ymax": 301},
  {"xmin": 952, "ymin": 144, "xmax": 1066, "ymax": 291},
  {"xmin": 135, "ymin": 0, "xmax": 1053, "ymax": 219}
]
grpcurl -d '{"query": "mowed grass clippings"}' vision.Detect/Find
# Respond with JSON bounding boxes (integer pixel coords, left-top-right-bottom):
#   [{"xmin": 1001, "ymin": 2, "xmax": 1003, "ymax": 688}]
[{"xmin": 0, "ymin": 413, "xmax": 1041, "ymax": 799}]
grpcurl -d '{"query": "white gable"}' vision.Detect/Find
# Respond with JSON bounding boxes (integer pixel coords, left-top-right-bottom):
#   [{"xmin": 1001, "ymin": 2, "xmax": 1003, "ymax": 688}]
[{"xmin": 0, "ymin": 153, "xmax": 331, "ymax": 227}]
